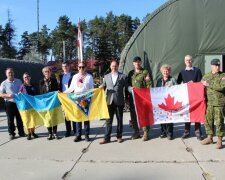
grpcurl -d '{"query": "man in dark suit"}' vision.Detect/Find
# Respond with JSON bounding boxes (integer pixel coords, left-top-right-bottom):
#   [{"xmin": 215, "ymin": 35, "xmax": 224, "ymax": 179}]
[
  {"xmin": 99, "ymin": 60, "xmax": 128, "ymax": 144},
  {"xmin": 59, "ymin": 61, "xmax": 76, "ymax": 137}
]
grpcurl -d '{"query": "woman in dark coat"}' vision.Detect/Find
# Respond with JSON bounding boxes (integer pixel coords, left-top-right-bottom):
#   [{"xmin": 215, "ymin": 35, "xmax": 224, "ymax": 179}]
[
  {"xmin": 39, "ymin": 66, "xmax": 59, "ymax": 140},
  {"xmin": 19, "ymin": 72, "xmax": 38, "ymax": 140}
]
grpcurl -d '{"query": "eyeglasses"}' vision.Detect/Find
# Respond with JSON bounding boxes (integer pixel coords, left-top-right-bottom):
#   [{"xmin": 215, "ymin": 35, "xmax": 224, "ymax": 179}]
[
  {"xmin": 78, "ymin": 66, "xmax": 85, "ymax": 69},
  {"xmin": 24, "ymin": 76, "xmax": 29, "ymax": 79},
  {"xmin": 44, "ymin": 71, "xmax": 50, "ymax": 73}
]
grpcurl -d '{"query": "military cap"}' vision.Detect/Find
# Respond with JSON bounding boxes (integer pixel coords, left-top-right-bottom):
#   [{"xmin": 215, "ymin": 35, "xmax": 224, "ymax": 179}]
[
  {"xmin": 211, "ymin": 59, "xmax": 220, "ymax": 65},
  {"xmin": 133, "ymin": 56, "xmax": 142, "ymax": 62}
]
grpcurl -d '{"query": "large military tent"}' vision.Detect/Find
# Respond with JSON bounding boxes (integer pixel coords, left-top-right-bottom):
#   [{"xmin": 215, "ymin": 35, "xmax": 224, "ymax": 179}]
[{"xmin": 119, "ymin": 0, "xmax": 225, "ymax": 83}]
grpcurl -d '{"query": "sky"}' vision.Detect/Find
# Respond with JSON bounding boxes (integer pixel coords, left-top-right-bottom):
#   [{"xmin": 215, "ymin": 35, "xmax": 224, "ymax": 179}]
[{"xmin": 0, "ymin": 0, "xmax": 168, "ymax": 46}]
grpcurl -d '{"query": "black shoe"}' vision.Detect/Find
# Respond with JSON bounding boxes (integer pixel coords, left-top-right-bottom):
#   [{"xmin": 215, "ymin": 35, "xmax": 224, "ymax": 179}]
[
  {"xmin": 19, "ymin": 133, "xmax": 26, "ymax": 137},
  {"xmin": 181, "ymin": 132, "xmax": 190, "ymax": 139},
  {"xmin": 167, "ymin": 135, "xmax": 173, "ymax": 140},
  {"xmin": 64, "ymin": 132, "xmax": 71, "ymax": 137},
  {"xmin": 27, "ymin": 134, "xmax": 32, "ymax": 140},
  {"xmin": 9, "ymin": 134, "xmax": 15, "ymax": 140},
  {"xmin": 196, "ymin": 135, "xmax": 203, "ymax": 141},
  {"xmin": 85, "ymin": 135, "xmax": 90, "ymax": 142},
  {"xmin": 32, "ymin": 133, "xmax": 39, "ymax": 138},
  {"xmin": 74, "ymin": 136, "xmax": 82, "ymax": 142},
  {"xmin": 47, "ymin": 134, "xmax": 53, "ymax": 140},
  {"xmin": 160, "ymin": 134, "xmax": 167, "ymax": 138},
  {"xmin": 53, "ymin": 134, "xmax": 59, "ymax": 140}
]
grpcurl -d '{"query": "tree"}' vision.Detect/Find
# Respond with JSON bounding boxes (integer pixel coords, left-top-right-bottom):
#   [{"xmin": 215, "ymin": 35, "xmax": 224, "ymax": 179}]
[
  {"xmin": 0, "ymin": 25, "xmax": 5, "ymax": 57},
  {"xmin": 39, "ymin": 25, "xmax": 51, "ymax": 63},
  {"xmin": 50, "ymin": 16, "xmax": 77, "ymax": 61},
  {"xmin": 1, "ymin": 20, "xmax": 17, "ymax": 59},
  {"xmin": 17, "ymin": 31, "xmax": 32, "ymax": 60}
]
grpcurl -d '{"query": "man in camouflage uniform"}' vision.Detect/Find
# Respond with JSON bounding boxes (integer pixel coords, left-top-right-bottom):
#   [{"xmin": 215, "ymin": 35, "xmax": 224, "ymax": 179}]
[
  {"xmin": 201, "ymin": 59, "xmax": 225, "ymax": 149},
  {"xmin": 128, "ymin": 56, "xmax": 152, "ymax": 141}
]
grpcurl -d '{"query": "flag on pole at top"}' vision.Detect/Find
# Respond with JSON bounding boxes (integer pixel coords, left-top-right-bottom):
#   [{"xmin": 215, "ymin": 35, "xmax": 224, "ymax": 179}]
[{"xmin": 77, "ymin": 20, "xmax": 83, "ymax": 62}]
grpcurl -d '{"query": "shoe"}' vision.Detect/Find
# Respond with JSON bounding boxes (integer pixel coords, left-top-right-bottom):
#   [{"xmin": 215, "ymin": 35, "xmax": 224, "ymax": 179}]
[
  {"xmin": 9, "ymin": 134, "xmax": 15, "ymax": 140},
  {"xmin": 85, "ymin": 135, "xmax": 90, "ymax": 142},
  {"xmin": 142, "ymin": 132, "xmax": 149, "ymax": 141},
  {"xmin": 47, "ymin": 134, "xmax": 53, "ymax": 140},
  {"xmin": 201, "ymin": 135, "xmax": 213, "ymax": 145},
  {"xmin": 167, "ymin": 135, "xmax": 173, "ymax": 140},
  {"xmin": 19, "ymin": 133, "xmax": 26, "ymax": 137},
  {"xmin": 160, "ymin": 134, "xmax": 167, "ymax": 138},
  {"xmin": 32, "ymin": 133, "xmax": 39, "ymax": 138},
  {"xmin": 117, "ymin": 138, "xmax": 123, "ymax": 143},
  {"xmin": 64, "ymin": 132, "xmax": 71, "ymax": 137},
  {"xmin": 131, "ymin": 133, "xmax": 141, "ymax": 140},
  {"xmin": 181, "ymin": 132, "xmax": 190, "ymax": 139},
  {"xmin": 53, "ymin": 134, "xmax": 59, "ymax": 140},
  {"xmin": 99, "ymin": 139, "xmax": 110, "ymax": 144},
  {"xmin": 74, "ymin": 136, "xmax": 82, "ymax": 142},
  {"xmin": 196, "ymin": 135, "xmax": 203, "ymax": 141},
  {"xmin": 27, "ymin": 134, "xmax": 32, "ymax": 140},
  {"xmin": 195, "ymin": 131, "xmax": 203, "ymax": 141},
  {"xmin": 216, "ymin": 136, "xmax": 223, "ymax": 149}
]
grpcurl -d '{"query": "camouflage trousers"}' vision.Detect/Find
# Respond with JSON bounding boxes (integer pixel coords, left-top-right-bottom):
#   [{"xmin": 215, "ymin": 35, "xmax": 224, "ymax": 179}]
[
  {"xmin": 129, "ymin": 101, "xmax": 150, "ymax": 134},
  {"xmin": 205, "ymin": 105, "xmax": 225, "ymax": 137}
]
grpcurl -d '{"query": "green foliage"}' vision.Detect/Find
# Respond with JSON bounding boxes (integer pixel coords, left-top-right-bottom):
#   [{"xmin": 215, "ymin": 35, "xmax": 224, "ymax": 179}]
[
  {"xmin": 50, "ymin": 16, "xmax": 77, "ymax": 61},
  {"xmin": 0, "ymin": 11, "xmax": 141, "ymax": 74},
  {"xmin": 17, "ymin": 31, "xmax": 32, "ymax": 60},
  {"xmin": 0, "ymin": 21, "xmax": 17, "ymax": 59}
]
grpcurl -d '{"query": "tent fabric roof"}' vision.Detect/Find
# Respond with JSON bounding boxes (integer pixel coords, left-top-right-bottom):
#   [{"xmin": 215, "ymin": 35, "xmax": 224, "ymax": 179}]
[{"xmin": 119, "ymin": 0, "xmax": 225, "ymax": 83}]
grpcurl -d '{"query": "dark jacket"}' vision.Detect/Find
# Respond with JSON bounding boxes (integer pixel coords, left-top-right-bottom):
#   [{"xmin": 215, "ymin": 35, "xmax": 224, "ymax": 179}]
[
  {"xmin": 39, "ymin": 77, "xmax": 58, "ymax": 94},
  {"xmin": 58, "ymin": 72, "xmax": 75, "ymax": 92}
]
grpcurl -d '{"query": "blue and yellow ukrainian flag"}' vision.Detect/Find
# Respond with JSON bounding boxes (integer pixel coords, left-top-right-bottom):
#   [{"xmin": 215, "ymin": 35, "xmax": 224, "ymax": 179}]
[
  {"xmin": 15, "ymin": 92, "xmax": 64, "ymax": 129},
  {"xmin": 58, "ymin": 88, "xmax": 109, "ymax": 122}
]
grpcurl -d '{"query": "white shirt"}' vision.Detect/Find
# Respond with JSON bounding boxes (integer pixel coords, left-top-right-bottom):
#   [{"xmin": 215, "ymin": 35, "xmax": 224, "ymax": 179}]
[
  {"xmin": 62, "ymin": 72, "xmax": 71, "ymax": 92},
  {"xmin": 185, "ymin": 67, "xmax": 194, "ymax": 71},
  {"xmin": 0, "ymin": 78, "xmax": 22, "ymax": 102},
  {"xmin": 64, "ymin": 73, "xmax": 94, "ymax": 93},
  {"xmin": 111, "ymin": 72, "xmax": 118, "ymax": 85}
]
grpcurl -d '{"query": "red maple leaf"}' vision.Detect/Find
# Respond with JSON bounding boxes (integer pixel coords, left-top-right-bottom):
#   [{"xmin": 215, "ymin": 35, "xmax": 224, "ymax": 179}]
[{"xmin": 158, "ymin": 94, "xmax": 182, "ymax": 111}]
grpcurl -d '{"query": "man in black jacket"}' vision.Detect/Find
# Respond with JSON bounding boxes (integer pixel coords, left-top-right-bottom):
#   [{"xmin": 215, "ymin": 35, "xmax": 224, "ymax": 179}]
[{"xmin": 59, "ymin": 61, "xmax": 76, "ymax": 137}]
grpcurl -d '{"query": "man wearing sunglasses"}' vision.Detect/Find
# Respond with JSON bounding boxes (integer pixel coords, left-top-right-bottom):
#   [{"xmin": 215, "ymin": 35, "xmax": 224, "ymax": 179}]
[{"xmin": 64, "ymin": 62, "xmax": 94, "ymax": 142}]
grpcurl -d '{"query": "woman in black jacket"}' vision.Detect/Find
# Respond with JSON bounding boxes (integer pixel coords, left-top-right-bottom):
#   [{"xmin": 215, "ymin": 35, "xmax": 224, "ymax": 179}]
[
  {"xmin": 19, "ymin": 72, "xmax": 38, "ymax": 140},
  {"xmin": 39, "ymin": 66, "xmax": 59, "ymax": 140}
]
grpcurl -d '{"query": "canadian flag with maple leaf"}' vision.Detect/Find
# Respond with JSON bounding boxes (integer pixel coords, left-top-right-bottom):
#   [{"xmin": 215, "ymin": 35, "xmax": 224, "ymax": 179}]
[{"xmin": 132, "ymin": 82, "xmax": 206, "ymax": 128}]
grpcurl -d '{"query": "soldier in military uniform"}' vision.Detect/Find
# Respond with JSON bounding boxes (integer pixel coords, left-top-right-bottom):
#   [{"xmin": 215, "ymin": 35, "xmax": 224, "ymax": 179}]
[
  {"xmin": 201, "ymin": 59, "xmax": 225, "ymax": 149},
  {"xmin": 127, "ymin": 56, "xmax": 152, "ymax": 141}
]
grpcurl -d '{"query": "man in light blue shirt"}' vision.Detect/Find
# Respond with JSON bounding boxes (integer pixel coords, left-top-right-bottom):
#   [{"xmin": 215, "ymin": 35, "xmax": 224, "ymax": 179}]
[{"xmin": 0, "ymin": 68, "xmax": 25, "ymax": 140}]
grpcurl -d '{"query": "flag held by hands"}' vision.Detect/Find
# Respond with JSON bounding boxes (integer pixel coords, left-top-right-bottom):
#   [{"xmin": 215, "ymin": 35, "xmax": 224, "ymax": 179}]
[
  {"xmin": 132, "ymin": 82, "xmax": 206, "ymax": 128},
  {"xmin": 15, "ymin": 92, "xmax": 64, "ymax": 129},
  {"xmin": 58, "ymin": 88, "xmax": 109, "ymax": 122}
]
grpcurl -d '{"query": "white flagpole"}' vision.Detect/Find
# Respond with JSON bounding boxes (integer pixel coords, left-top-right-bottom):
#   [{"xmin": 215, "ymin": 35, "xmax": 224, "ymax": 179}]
[{"xmin": 77, "ymin": 19, "xmax": 83, "ymax": 62}]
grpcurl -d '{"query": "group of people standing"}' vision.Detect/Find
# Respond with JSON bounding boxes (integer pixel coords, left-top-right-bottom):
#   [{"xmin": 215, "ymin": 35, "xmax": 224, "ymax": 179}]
[
  {"xmin": 99, "ymin": 55, "xmax": 225, "ymax": 150},
  {"xmin": 0, "ymin": 54, "xmax": 224, "ymax": 149},
  {"xmin": 0, "ymin": 61, "xmax": 93, "ymax": 142}
]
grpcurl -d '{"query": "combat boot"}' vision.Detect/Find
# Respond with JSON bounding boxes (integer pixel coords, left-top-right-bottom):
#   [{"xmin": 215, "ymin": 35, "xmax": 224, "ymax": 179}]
[
  {"xmin": 201, "ymin": 135, "xmax": 213, "ymax": 145},
  {"xmin": 216, "ymin": 136, "xmax": 223, "ymax": 149},
  {"xmin": 142, "ymin": 131, "xmax": 149, "ymax": 141}
]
